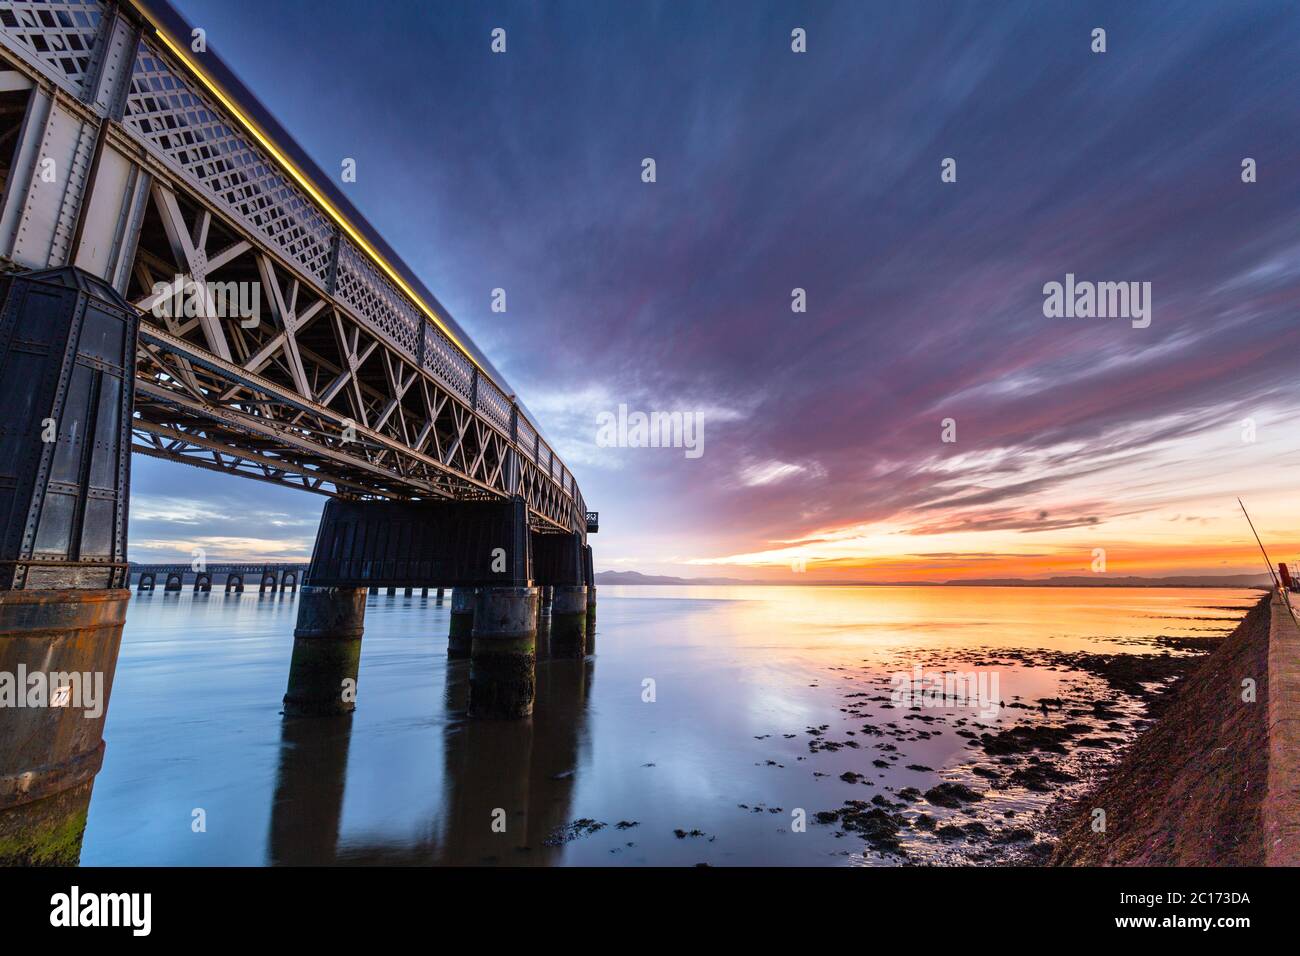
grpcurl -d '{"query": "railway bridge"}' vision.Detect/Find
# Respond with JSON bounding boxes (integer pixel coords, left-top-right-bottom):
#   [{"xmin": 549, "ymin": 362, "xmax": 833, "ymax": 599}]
[{"xmin": 0, "ymin": 0, "xmax": 596, "ymax": 863}]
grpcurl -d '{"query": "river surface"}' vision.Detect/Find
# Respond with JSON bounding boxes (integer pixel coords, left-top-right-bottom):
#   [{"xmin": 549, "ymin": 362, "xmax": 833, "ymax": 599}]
[{"xmin": 79, "ymin": 585, "xmax": 1257, "ymax": 866}]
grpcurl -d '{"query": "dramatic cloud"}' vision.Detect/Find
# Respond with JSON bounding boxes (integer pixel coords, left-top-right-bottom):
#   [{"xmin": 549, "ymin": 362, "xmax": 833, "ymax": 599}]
[{"xmin": 152, "ymin": 0, "xmax": 1300, "ymax": 579}]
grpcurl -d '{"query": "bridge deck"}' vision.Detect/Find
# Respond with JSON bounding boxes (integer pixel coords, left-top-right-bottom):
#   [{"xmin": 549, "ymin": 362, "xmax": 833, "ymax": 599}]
[{"xmin": 0, "ymin": 0, "xmax": 587, "ymax": 536}]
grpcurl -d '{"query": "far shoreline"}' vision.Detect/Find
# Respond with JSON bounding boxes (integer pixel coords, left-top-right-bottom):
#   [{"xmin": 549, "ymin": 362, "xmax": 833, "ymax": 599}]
[{"xmin": 596, "ymin": 572, "xmax": 1271, "ymax": 590}]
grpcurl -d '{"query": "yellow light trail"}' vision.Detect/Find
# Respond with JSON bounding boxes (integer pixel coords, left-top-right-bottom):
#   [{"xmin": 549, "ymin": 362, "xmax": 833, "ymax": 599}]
[{"xmin": 142, "ymin": 18, "xmax": 509, "ymax": 400}]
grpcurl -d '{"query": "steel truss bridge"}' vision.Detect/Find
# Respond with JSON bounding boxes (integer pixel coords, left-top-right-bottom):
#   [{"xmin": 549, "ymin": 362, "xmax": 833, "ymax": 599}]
[
  {"xmin": 0, "ymin": 0, "xmax": 588, "ymax": 537},
  {"xmin": 131, "ymin": 561, "xmax": 306, "ymax": 592}
]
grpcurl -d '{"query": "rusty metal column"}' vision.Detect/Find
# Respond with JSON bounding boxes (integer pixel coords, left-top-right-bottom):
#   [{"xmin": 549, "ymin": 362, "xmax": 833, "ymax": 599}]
[{"xmin": 0, "ymin": 267, "xmax": 138, "ymax": 865}]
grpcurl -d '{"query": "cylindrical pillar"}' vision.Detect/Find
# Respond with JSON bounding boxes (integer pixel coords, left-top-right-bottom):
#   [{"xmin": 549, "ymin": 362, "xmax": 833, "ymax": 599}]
[
  {"xmin": 469, "ymin": 587, "xmax": 538, "ymax": 719},
  {"xmin": 283, "ymin": 586, "xmax": 366, "ymax": 717},
  {"xmin": 0, "ymin": 589, "xmax": 129, "ymax": 865},
  {"xmin": 586, "ymin": 585, "xmax": 597, "ymax": 630},
  {"xmin": 550, "ymin": 585, "xmax": 588, "ymax": 658},
  {"xmin": 540, "ymin": 586, "xmax": 553, "ymax": 611},
  {"xmin": 448, "ymin": 587, "xmax": 476, "ymax": 659},
  {"xmin": 435, "ymin": 587, "xmax": 445, "ymax": 604}
]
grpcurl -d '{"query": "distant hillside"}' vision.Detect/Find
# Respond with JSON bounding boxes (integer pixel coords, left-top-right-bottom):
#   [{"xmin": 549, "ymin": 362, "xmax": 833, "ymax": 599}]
[
  {"xmin": 594, "ymin": 570, "xmax": 760, "ymax": 586},
  {"xmin": 948, "ymin": 574, "xmax": 1272, "ymax": 589},
  {"xmin": 594, "ymin": 570, "xmax": 1272, "ymax": 589}
]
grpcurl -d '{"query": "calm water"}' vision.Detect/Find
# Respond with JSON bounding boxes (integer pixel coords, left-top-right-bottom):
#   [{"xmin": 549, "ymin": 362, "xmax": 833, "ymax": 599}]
[{"xmin": 79, "ymin": 585, "xmax": 1257, "ymax": 866}]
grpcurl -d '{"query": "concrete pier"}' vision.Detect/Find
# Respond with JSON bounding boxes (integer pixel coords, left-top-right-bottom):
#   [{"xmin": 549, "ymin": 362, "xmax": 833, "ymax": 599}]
[
  {"xmin": 541, "ymin": 586, "xmax": 553, "ymax": 612},
  {"xmin": 283, "ymin": 586, "xmax": 367, "ymax": 717},
  {"xmin": 469, "ymin": 587, "xmax": 539, "ymax": 719},
  {"xmin": 448, "ymin": 587, "xmax": 475, "ymax": 659},
  {"xmin": 550, "ymin": 585, "xmax": 588, "ymax": 658},
  {"xmin": 587, "ymin": 585, "xmax": 597, "ymax": 632}
]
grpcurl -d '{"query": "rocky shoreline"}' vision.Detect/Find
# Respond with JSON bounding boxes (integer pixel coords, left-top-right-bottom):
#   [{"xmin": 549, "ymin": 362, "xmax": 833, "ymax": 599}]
[{"xmin": 801, "ymin": 597, "xmax": 1261, "ymax": 865}]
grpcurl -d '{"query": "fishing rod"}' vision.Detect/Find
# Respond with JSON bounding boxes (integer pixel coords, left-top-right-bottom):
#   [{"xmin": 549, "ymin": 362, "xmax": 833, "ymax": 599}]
[
  {"xmin": 1238, "ymin": 497, "xmax": 1280, "ymax": 591},
  {"xmin": 1238, "ymin": 498, "xmax": 1299, "ymax": 630}
]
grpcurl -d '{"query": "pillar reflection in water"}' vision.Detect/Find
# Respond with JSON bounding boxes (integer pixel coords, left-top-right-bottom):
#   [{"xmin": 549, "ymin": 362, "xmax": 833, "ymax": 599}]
[
  {"xmin": 264, "ymin": 617, "xmax": 593, "ymax": 865},
  {"xmin": 267, "ymin": 715, "xmax": 355, "ymax": 866}
]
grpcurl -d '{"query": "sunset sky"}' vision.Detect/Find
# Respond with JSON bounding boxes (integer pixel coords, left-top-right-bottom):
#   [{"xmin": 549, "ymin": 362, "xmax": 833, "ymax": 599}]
[{"xmin": 132, "ymin": 0, "xmax": 1300, "ymax": 582}]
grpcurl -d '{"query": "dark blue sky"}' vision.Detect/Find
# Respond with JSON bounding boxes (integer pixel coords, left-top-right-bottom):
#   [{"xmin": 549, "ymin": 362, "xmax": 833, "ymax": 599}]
[{"xmin": 134, "ymin": 0, "xmax": 1300, "ymax": 579}]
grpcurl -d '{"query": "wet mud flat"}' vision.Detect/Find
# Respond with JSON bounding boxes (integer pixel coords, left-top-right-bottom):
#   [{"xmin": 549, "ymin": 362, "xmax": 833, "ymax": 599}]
[{"xmin": 795, "ymin": 603, "xmax": 1258, "ymax": 865}]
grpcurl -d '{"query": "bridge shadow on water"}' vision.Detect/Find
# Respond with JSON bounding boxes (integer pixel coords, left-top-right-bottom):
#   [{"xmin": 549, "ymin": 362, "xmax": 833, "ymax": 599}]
[{"xmin": 267, "ymin": 615, "xmax": 596, "ymax": 866}]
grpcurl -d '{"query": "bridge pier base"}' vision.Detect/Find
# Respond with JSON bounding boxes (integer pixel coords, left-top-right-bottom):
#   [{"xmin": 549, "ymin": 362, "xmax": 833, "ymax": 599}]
[
  {"xmin": 448, "ymin": 587, "xmax": 475, "ymax": 659},
  {"xmin": 0, "ymin": 589, "xmax": 128, "ymax": 864},
  {"xmin": 550, "ymin": 586, "xmax": 588, "ymax": 658},
  {"xmin": 0, "ymin": 268, "xmax": 138, "ymax": 865},
  {"xmin": 283, "ymin": 586, "xmax": 367, "ymax": 717},
  {"xmin": 540, "ymin": 586, "xmax": 553, "ymax": 613},
  {"xmin": 469, "ymin": 587, "xmax": 538, "ymax": 719}
]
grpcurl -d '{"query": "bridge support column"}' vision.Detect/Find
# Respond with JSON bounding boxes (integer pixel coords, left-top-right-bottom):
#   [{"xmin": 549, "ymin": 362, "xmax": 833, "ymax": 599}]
[
  {"xmin": 583, "ymin": 544, "xmax": 596, "ymax": 633},
  {"xmin": 448, "ymin": 587, "xmax": 476, "ymax": 659},
  {"xmin": 550, "ymin": 586, "xmax": 588, "ymax": 658},
  {"xmin": 540, "ymin": 586, "xmax": 553, "ymax": 613},
  {"xmin": 0, "ymin": 590, "xmax": 128, "ymax": 864},
  {"xmin": 469, "ymin": 587, "xmax": 539, "ymax": 719},
  {"xmin": 283, "ymin": 586, "xmax": 367, "ymax": 717},
  {"xmin": 436, "ymin": 588, "xmax": 445, "ymax": 605},
  {"xmin": 0, "ymin": 268, "xmax": 138, "ymax": 865}
]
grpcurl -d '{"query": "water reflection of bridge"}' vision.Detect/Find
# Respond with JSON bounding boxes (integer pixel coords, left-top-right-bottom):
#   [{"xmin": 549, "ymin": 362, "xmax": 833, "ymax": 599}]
[{"xmin": 269, "ymin": 619, "xmax": 596, "ymax": 866}]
